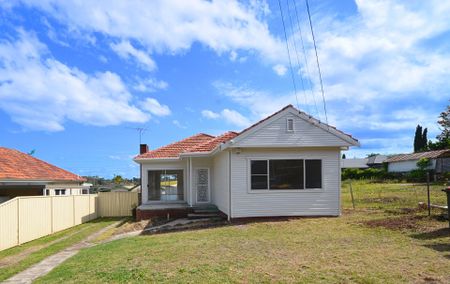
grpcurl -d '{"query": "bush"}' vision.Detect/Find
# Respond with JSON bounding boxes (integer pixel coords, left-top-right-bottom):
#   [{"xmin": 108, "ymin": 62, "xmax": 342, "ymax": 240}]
[{"xmin": 342, "ymin": 168, "xmax": 389, "ymax": 181}]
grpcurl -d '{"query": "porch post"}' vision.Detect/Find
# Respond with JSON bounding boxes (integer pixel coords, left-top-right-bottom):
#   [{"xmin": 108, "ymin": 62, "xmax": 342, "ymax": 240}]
[{"xmin": 189, "ymin": 157, "xmax": 193, "ymax": 206}]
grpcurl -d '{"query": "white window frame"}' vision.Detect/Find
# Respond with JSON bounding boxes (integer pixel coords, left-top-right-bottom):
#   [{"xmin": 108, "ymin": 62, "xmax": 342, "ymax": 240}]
[
  {"xmin": 247, "ymin": 158, "xmax": 324, "ymax": 193},
  {"xmin": 286, "ymin": 118, "xmax": 294, "ymax": 132}
]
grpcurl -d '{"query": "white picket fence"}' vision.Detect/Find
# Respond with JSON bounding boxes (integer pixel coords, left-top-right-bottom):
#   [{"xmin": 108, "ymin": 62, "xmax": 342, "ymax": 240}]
[{"xmin": 0, "ymin": 192, "xmax": 138, "ymax": 251}]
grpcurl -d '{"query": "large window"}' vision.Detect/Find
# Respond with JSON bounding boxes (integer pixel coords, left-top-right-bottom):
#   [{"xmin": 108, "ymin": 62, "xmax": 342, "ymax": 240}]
[
  {"xmin": 250, "ymin": 159, "xmax": 322, "ymax": 190},
  {"xmin": 148, "ymin": 170, "xmax": 184, "ymax": 201}
]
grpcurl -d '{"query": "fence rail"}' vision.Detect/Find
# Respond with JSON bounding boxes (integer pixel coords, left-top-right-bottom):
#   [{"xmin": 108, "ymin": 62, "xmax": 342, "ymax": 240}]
[{"xmin": 0, "ymin": 191, "xmax": 138, "ymax": 251}]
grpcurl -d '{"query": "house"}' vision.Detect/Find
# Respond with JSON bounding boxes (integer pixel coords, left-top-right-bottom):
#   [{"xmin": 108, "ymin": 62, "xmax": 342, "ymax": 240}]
[
  {"xmin": 341, "ymin": 155, "xmax": 387, "ymax": 169},
  {"xmin": 341, "ymin": 158, "xmax": 369, "ymax": 169},
  {"xmin": 0, "ymin": 147, "xmax": 88, "ymax": 202},
  {"xmin": 134, "ymin": 105, "xmax": 359, "ymax": 220},
  {"xmin": 385, "ymin": 149, "xmax": 450, "ymax": 173}
]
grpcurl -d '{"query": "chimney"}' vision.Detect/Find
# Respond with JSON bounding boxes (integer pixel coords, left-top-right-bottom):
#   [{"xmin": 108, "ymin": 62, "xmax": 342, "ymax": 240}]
[{"xmin": 140, "ymin": 144, "xmax": 148, "ymax": 154}]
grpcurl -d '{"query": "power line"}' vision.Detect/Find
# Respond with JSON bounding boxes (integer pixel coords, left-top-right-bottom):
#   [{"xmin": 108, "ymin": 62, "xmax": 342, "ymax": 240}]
[
  {"xmin": 291, "ymin": 0, "xmax": 320, "ymax": 119},
  {"xmin": 305, "ymin": 0, "xmax": 329, "ymax": 126},
  {"xmin": 277, "ymin": 0, "xmax": 300, "ymax": 110},
  {"xmin": 285, "ymin": 0, "xmax": 309, "ymax": 113}
]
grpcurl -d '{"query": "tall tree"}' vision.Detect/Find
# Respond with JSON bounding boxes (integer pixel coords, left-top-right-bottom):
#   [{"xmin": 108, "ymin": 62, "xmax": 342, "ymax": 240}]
[
  {"xmin": 437, "ymin": 103, "xmax": 450, "ymax": 141},
  {"xmin": 428, "ymin": 102, "xmax": 450, "ymax": 150},
  {"xmin": 421, "ymin": 128, "xmax": 428, "ymax": 151},
  {"xmin": 414, "ymin": 124, "xmax": 422, "ymax": 152}
]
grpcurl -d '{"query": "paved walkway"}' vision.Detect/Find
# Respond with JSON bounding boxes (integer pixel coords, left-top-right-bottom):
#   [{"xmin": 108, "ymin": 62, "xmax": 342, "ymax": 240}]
[{"xmin": 2, "ymin": 222, "xmax": 121, "ymax": 284}]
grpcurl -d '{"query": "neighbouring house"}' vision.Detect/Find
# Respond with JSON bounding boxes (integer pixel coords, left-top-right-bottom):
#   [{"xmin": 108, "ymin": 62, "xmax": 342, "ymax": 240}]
[
  {"xmin": 0, "ymin": 147, "xmax": 88, "ymax": 202},
  {"xmin": 134, "ymin": 105, "xmax": 359, "ymax": 220},
  {"xmin": 341, "ymin": 158, "xmax": 369, "ymax": 170},
  {"xmin": 385, "ymin": 149, "xmax": 450, "ymax": 173},
  {"xmin": 341, "ymin": 154, "xmax": 387, "ymax": 169}
]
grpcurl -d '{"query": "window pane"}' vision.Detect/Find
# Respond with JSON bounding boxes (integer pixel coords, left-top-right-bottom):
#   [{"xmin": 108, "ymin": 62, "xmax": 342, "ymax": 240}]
[
  {"xmin": 269, "ymin": 160, "xmax": 303, "ymax": 189},
  {"xmin": 251, "ymin": 175, "xmax": 268, "ymax": 189},
  {"xmin": 306, "ymin": 160, "xmax": 322, "ymax": 188},
  {"xmin": 251, "ymin": 160, "xmax": 267, "ymax": 174}
]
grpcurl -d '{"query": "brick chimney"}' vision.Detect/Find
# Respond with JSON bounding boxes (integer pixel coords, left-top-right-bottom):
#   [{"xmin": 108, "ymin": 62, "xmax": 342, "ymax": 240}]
[{"xmin": 140, "ymin": 144, "xmax": 148, "ymax": 154}]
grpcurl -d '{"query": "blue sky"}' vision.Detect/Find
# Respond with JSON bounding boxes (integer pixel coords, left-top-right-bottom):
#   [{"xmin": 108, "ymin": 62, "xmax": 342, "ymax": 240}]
[{"xmin": 1, "ymin": 0, "xmax": 449, "ymax": 178}]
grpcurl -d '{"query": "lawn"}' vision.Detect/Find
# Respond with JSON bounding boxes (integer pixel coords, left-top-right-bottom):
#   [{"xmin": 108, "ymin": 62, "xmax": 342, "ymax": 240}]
[
  {"xmin": 0, "ymin": 218, "xmax": 118, "ymax": 281},
  {"xmin": 33, "ymin": 182, "xmax": 450, "ymax": 283}
]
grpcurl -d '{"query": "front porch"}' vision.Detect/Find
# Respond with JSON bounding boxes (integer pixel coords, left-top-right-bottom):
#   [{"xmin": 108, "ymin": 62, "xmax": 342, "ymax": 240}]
[{"xmin": 136, "ymin": 203, "xmax": 221, "ymax": 221}]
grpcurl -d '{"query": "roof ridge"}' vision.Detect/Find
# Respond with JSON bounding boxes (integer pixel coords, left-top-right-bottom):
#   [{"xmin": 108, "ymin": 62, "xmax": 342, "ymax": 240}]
[
  {"xmin": 184, "ymin": 131, "xmax": 238, "ymax": 153},
  {"xmin": 144, "ymin": 133, "xmax": 214, "ymax": 154}
]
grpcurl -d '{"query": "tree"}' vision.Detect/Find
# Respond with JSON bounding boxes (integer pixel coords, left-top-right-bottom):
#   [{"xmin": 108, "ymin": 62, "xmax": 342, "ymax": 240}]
[
  {"xmin": 414, "ymin": 125, "xmax": 422, "ymax": 152},
  {"xmin": 112, "ymin": 175, "xmax": 123, "ymax": 185},
  {"xmin": 342, "ymin": 154, "xmax": 346, "ymax": 159},
  {"xmin": 416, "ymin": 158, "xmax": 431, "ymax": 171},
  {"xmin": 437, "ymin": 103, "xmax": 450, "ymax": 141},
  {"xmin": 413, "ymin": 125, "xmax": 428, "ymax": 152},
  {"xmin": 366, "ymin": 153, "xmax": 380, "ymax": 158},
  {"xmin": 428, "ymin": 102, "xmax": 450, "ymax": 150}
]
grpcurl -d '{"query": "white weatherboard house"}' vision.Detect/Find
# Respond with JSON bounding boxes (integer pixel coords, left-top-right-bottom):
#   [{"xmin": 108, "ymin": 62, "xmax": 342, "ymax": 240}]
[{"xmin": 134, "ymin": 105, "xmax": 359, "ymax": 220}]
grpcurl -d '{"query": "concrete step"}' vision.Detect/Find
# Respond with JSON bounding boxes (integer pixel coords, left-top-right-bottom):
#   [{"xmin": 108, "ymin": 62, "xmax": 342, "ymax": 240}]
[{"xmin": 188, "ymin": 213, "xmax": 221, "ymax": 219}]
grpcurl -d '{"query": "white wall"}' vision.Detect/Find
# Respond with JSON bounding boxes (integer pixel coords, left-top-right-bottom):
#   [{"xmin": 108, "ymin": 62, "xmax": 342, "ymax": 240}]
[
  {"xmin": 212, "ymin": 150, "xmax": 229, "ymax": 215},
  {"xmin": 230, "ymin": 148, "xmax": 341, "ymax": 218},
  {"xmin": 388, "ymin": 159, "xmax": 436, "ymax": 172},
  {"xmin": 233, "ymin": 112, "xmax": 352, "ymax": 148},
  {"xmin": 140, "ymin": 160, "xmax": 187, "ymax": 204}
]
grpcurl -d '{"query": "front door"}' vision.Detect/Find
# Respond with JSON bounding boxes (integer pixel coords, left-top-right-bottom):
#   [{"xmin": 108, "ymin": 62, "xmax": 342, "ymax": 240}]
[{"xmin": 195, "ymin": 168, "xmax": 210, "ymax": 203}]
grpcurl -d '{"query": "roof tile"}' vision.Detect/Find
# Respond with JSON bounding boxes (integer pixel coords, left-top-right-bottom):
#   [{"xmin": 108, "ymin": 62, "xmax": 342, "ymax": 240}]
[{"xmin": 0, "ymin": 147, "xmax": 85, "ymax": 181}]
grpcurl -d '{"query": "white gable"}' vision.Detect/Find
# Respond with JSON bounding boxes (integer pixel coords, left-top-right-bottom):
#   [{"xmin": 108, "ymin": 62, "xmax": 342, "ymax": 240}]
[{"xmin": 231, "ymin": 108, "xmax": 357, "ymax": 148}]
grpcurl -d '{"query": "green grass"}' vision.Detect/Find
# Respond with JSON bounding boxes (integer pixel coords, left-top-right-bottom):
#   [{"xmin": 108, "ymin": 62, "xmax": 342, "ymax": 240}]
[
  {"xmin": 35, "ymin": 181, "xmax": 449, "ymax": 284},
  {"xmin": 341, "ymin": 180, "xmax": 447, "ymax": 210},
  {"xmin": 0, "ymin": 218, "xmax": 118, "ymax": 281}
]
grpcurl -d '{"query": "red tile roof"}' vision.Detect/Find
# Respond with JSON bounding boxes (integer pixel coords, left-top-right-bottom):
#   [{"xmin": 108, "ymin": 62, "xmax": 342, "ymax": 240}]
[
  {"xmin": 136, "ymin": 105, "xmax": 358, "ymax": 160},
  {"xmin": 186, "ymin": 131, "xmax": 239, "ymax": 153},
  {"xmin": 385, "ymin": 149, "xmax": 450, "ymax": 163},
  {"xmin": 0, "ymin": 147, "xmax": 85, "ymax": 182},
  {"xmin": 136, "ymin": 133, "xmax": 215, "ymax": 159}
]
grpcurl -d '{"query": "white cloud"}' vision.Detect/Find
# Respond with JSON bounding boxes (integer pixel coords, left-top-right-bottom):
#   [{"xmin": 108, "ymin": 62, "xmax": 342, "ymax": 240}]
[
  {"xmin": 141, "ymin": 98, "xmax": 171, "ymax": 117},
  {"xmin": 16, "ymin": 0, "xmax": 285, "ymax": 64},
  {"xmin": 172, "ymin": 120, "xmax": 187, "ymax": 129},
  {"xmin": 110, "ymin": 40, "xmax": 156, "ymax": 71},
  {"xmin": 0, "ymin": 30, "xmax": 149, "ymax": 131},
  {"xmin": 201, "ymin": 110, "xmax": 220, "ymax": 119},
  {"xmin": 134, "ymin": 78, "xmax": 168, "ymax": 92},
  {"xmin": 272, "ymin": 64, "xmax": 287, "ymax": 76},
  {"xmin": 201, "ymin": 108, "xmax": 250, "ymax": 128}
]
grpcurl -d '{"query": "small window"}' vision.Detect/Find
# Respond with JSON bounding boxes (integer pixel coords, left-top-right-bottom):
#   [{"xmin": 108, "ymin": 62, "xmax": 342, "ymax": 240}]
[
  {"xmin": 45, "ymin": 189, "xmax": 50, "ymax": 196},
  {"xmin": 287, "ymin": 118, "xmax": 294, "ymax": 132},
  {"xmin": 82, "ymin": 189, "xmax": 88, "ymax": 194},
  {"xmin": 305, "ymin": 160, "xmax": 322, "ymax": 188},
  {"xmin": 251, "ymin": 160, "xmax": 268, "ymax": 190},
  {"xmin": 61, "ymin": 189, "xmax": 66, "ymax": 195},
  {"xmin": 55, "ymin": 189, "xmax": 60, "ymax": 196}
]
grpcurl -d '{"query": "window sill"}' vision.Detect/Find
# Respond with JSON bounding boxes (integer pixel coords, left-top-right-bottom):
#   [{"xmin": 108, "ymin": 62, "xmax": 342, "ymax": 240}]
[{"xmin": 248, "ymin": 188, "xmax": 324, "ymax": 194}]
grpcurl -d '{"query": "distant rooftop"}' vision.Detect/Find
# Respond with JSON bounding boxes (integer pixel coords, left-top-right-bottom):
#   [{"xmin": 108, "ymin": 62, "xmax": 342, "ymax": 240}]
[{"xmin": 385, "ymin": 149, "xmax": 450, "ymax": 163}]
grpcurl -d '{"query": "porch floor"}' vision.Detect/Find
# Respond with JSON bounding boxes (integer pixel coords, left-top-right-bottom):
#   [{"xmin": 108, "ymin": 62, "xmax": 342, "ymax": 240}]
[{"xmin": 138, "ymin": 203, "xmax": 189, "ymax": 210}]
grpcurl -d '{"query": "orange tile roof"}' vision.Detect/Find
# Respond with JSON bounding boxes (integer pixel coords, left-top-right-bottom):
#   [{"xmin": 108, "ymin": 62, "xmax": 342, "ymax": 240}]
[
  {"xmin": 136, "ymin": 133, "xmax": 215, "ymax": 159},
  {"xmin": 0, "ymin": 147, "xmax": 85, "ymax": 182},
  {"xmin": 186, "ymin": 131, "xmax": 239, "ymax": 153}
]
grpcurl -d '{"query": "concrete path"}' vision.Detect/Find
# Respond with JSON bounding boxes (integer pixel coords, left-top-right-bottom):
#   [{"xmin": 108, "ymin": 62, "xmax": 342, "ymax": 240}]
[{"xmin": 2, "ymin": 222, "xmax": 121, "ymax": 284}]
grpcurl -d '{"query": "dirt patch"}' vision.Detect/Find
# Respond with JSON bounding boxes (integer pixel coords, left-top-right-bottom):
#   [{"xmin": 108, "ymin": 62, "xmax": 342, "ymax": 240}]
[
  {"xmin": 362, "ymin": 215, "xmax": 426, "ymax": 231},
  {"xmin": 112, "ymin": 217, "xmax": 172, "ymax": 235}
]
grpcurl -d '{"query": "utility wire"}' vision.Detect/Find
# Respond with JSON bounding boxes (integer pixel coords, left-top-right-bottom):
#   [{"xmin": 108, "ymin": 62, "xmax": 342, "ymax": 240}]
[
  {"xmin": 277, "ymin": 0, "xmax": 300, "ymax": 110},
  {"xmin": 305, "ymin": 0, "xmax": 328, "ymax": 126},
  {"xmin": 292, "ymin": 0, "xmax": 319, "ymax": 119},
  {"xmin": 285, "ymin": 0, "xmax": 309, "ymax": 113}
]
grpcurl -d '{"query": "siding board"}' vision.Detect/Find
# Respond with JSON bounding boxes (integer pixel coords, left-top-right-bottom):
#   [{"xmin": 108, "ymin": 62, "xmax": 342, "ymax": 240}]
[{"xmin": 230, "ymin": 148, "xmax": 341, "ymax": 218}]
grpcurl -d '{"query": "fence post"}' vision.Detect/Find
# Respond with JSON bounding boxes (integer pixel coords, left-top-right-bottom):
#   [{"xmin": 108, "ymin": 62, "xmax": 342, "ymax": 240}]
[
  {"xmin": 50, "ymin": 196, "xmax": 54, "ymax": 233},
  {"xmin": 73, "ymin": 195, "xmax": 76, "ymax": 226},
  {"xmin": 17, "ymin": 198, "xmax": 20, "ymax": 246},
  {"xmin": 349, "ymin": 180, "xmax": 355, "ymax": 209},
  {"xmin": 427, "ymin": 171, "xmax": 431, "ymax": 217}
]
